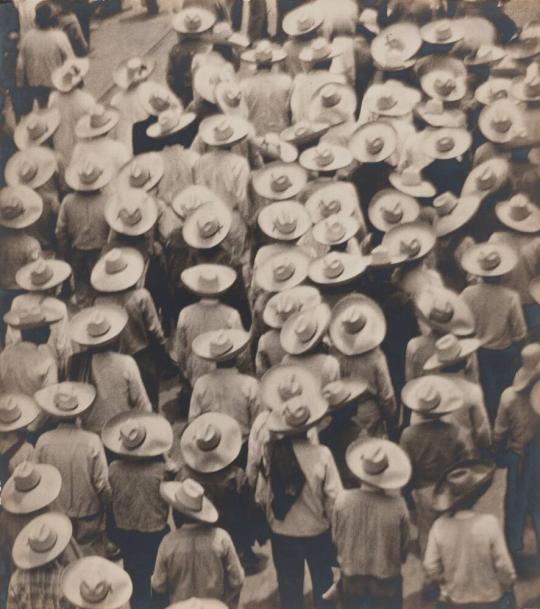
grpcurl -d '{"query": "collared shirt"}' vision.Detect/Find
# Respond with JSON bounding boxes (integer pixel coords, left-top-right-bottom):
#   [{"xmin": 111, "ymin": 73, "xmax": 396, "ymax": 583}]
[
  {"xmin": 0, "ymin": 342, "xmax": 57, "ymax": 397},
  {"xmin": 332, "ymin": 488, "xmax": 410, "ymax": 579},
  {"xmin": 0, "ymin": 230, "xmax": 41, "ymax": 290},
  {"xmin": 80, "ymin": 352, "xmax": 152, "ymax": 434},
  {"xmin": 35, "ymin": 424, "xmax": 111, "ymax": 518},
  {"xmin": 175, "ymin": 300, "xmax": 243, "ymax": 386},
  {"xmin": 424, "ymin": 511, "xmax": 516, "ymax": 604},
  {"xmin": 151, "ymin": 524, "xmax": 244, "ymax": 603},
  {"xmin": 461, "ymin": 283, "xmax": 527, "ymax": 350},
  {"xmin": 56, "ymin": 189, "xmax": 114, "ymax": 253},
  {"xmin": 156, "ymin": 145, "xmax": 198, "ymax": 207},
  {"xmin": 95, "ymin": 288, "xmax": 165, "ymax": 356},
  {"xmin": 241, "ymin": 72, "xmax": 292, "ymax": 136},
  {"xmin": 262, "ymin": 439, "xmax": 343, "ymax": 537},
  {"xmin": 189, "ymin": 369, "xmax": 261, "ymax": 441},
  {"xmin": 494, "ymin": 386, "xmax": 540, "ymax": 456},
  {"xmin": 282, "ymin": 352, "xmax": 341, "ymax": 387},
  {"xmin": 109, "ymin": 459, "xmax": 168, "ymax": 532},
  {"xmin": 7, "ymin": 563, "xmax": 68, "ymax": 609},
  {"xmin": 290, "ymin": 71, "xmax": 346, "ymax": 124},
  {"xmin": 256, "ymin": 329, "xmax": 286, "ymax": 378}
]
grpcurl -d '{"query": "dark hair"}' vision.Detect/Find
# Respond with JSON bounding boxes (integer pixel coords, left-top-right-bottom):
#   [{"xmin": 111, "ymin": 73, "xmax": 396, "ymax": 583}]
[
  {"xmin": 34, "ymin": 2, "xmax": 58, "ymax": 29},
  {"xmin": 173, "ymin": 509, "xmax": 199, "ymax": 528},
  {"xmin": 21, "ymin": 325, "xmax": 51, "ymax": 345}
]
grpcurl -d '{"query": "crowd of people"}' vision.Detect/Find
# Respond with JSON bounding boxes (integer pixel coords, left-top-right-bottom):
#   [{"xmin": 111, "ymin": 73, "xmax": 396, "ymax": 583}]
[{"xmin": 1, "ymin": 0, "xmax": 540, "ymax": 608}]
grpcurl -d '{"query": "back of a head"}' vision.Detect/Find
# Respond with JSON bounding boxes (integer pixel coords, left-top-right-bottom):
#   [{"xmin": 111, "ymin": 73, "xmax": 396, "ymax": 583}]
[{"xmin": 34, "ymin": 1, "xmax": 58, "ymax": 29}]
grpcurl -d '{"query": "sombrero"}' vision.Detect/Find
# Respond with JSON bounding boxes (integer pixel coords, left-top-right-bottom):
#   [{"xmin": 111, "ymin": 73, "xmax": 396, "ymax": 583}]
[
  {"xmin": 432, "ymin": 191, "xmax": 482, "ymax": 237},
  {"xmin": 199, "ymin": 114, "xmax": 249, "ymax": 148},
  {"xmin": 432, "ymin": 459, "xmax": 496, "ymax": 512},
  {"xmin": 258, "ymin": 200, "xmax": 312, "ymax": 241},
  {"xmin": 193, "ymin": 62, "xmax": 235, "ymax": 104},
  {"xmin": 0, "ymin": 185, "xmax": 42, "ymax": 229},
  {"xmin": 242, "ymin": 39, "xmax": 287, "ymax": 64},
  {"xmin": 419, "ymin": 56, "xmax": 468, "ymax": 102},
  {"xmin": 146, "ymin": 108, "xmax": 197, "ymax": 139},
  {"xmin": 160, "ymin": 479, "xmax": 218, "ymax": 523},
  {"xmin": 252, "ymin": 133, "xmax": 299, "ymax": 164},
  {"xmin": 138, "ymin": 81, "xmax": 181, "ymax": 116},
  {"xmin": 299, "ymin": 37, "xmax": 340, "ymax": 64},
  {"xmin": 478, "ymin": 99, "xmax": 526, "ymax": 144},
  {"xmin": 349, "ymin": 121, "xmax": 398, "ymax": 163},
  {"xmin": 34, "ymin": 382, "xmax": 96, "ymax": 419},
  {"xmin": 308, "ymin": 252, "xmax": 369, "ymax": 286},
  {"xmin": 5, "ymin": 146, "xmax": 57, "ymax": 189},
  {"xmin": 312, "ymin": 212, "xmax": 359, "ymax": 246},
  {"xmin": 495, "ymin": 193, "xmax": 540, "ymax": 233},
  {"xmin": 102, "ymin": 412, "xmax": 173, "ymax": 458},
  {"xmin": 506, "ymin": 24, "xmax": 540, "ymax": 61},
  {"xmin": 401, "ymin": 374, "xmax": 465, "ymax": 416},
  {"xmin": 260, "ymin": 364, "xmax": 321, "ymax": 411},
  {"xmin": 263, "ymin": 285, "xmax": 321, "ymax": 329},
  {"xmin": 167, "ymin": 600, "xmax": 227, "ymax": 609},
  {"xmin": 308, "ymin": 83, "xmax": 357, "ymax": 126},
  {"xmin": 423, "ymin": 127, "xmax": 472, "ymax": 160},
  {"xmin": 118, "ymin": 152, "xmax": 164, "ymax": 192},
  {"xmin": 1, "ymin": 462, "xmax": 61, "ymax": 514},
  {"xmin": 475, "ymin": 78, "xmax": 513, "ymax": 106},
  {"xmin": 0, "ymin": 394, "xmax": 40, "ymax": 432},
  {"xmin": 252, "ymin": 162, "xmax": 308, "ymax": 201},
  {"xmin": 51, "ymin": 57, "xmax": 90, "ymax": 93},
  {"xmin": 65, "ymin": 154, "xmax": 114, "ymax": 192},
  {"xmin": 323, "ymin": 378, "xmax": 370, "ymax": 411},
  {"xmin": 181, "ymin": 264, "xmax": 237, "ymax": 297},
  {"xmin": 382, "ymin": 221, "xmax": 437, "ymax": 261},
  {"xmin": 329, "ymin": 294, "xmax": 386, "ymax": 356},
  {"xmin": 105, "ymin": 189, "xmax": 158, "ymax": 236},
  {"xmin": 281, "ymin": 121, "xmax": 330, "ymax": 146},
  {"xmin": 460, "ymin": 242, "xmax": 518, "ymax": 277},
  {"xmin": 4, "ymin": 302, "xmax": 62, "ymax": 330},
  {"xmin": 368, "ymin": 189, "xmax": 420, "ymax": 232},
  {"xmin": 75, "ymin": 104, "xmax": 120, "ymax": 139},
  {"xmin": 389, "ymin": 168, "xmax": 436, "ymax": 199},
  {"xmin": 465, "ymin": 44, "xmax": 505, "ymax": 68},
  {"xmin": 282, "ymin": 3, "xmax": 323, "ymax": 37},
  {"xmin": 113, "ymin": 56, "xmax": 155, "ymax": 90},
  {"xmin": 215, "ymin": 81, "xmax": 248, "ymax": 117},
  {"xmin": 424, "ymin": 333, "xmax": 481, "ymax": 372},
  {"xmin": 180, "ymin": 412, "xmax": 242, "ymax": 473},
  {"xmin": 172, "ymin": 185, "xmax": 221, "ymax": 222},
  {"xmin": 267, "ymin": 393, "xmax": 328, "ymax": 434},
  {"xmin": 461, "ymin": 157, "xmax": 510, "ymax": 196},
  {"xmin": 305, "ymin": 183, "xmax": 356, "ymax": 223},
  {"xmin": 255, "ymin": 246, "xmax": 311, "ymax": 292},
  {"xmin": 182, "ymin": 201, "xmax": 232, "ymax": 249},
  {"xmin": 192, "ymin": 329, "xmax": 250, "ymax": 362},
  {"xmin": 280, "ymin": 302, "xmax": 331, "ymax": 355},
  {"xmin": 364, "ymin": 81, "xmax": 421, "ymax": 117},
  {"xmin": 173, "ymin": 8, "xmax": 216, "ymax": 34},
  {"xmin": 421, "ymin": 19, "xmax": 464, "ymax": 45},
  {"xmin": 91, "ymin": 247, "xmax": 145, "ymax": 292},
  {"xmin": 368, "ymin": 245, "xmax": 408, "ymax": 269},
  {"xmin": 414, "ymin": 99, "xmax": 467, "ymax": 129},
  {"xmin": 204, "ymin": 21, "xmax": 249, "ymax": 50},
  {"xmin": 14, "ymin": 108, "xmax": 60, "ymax": 150},
  {"xmin": 346, "ymin": 438, "xmax": 411, "ymax": 490},
  {"xmin": 70, "ymin": 305, "xmax": 128, "ymax": 346},
  {"xmin": 371, "ymin": 22, "xmax": 422, "ymax": 70},
  {"xmin": 299, "ymin": 144, "xmax": 353, "ymax": 173},
  {"xmin": 511, "ymin": 72, "xmax": 540, "ymax": 102},
  {"xmin": 415, "ymin": 287, "xmax": 475, "ymax": 336}
]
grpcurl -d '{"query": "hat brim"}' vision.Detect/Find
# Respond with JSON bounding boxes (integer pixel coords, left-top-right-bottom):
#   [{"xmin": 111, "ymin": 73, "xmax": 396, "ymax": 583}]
[
  {"xmin": 465, "ymin": 48, "xmax": 505, "ymax": 67},
  {"xmin": 101, "ymin": 412, "xmax": 173, "ymax": 458},
  {"xmin": 14, "ymin": 109, "xmax": 61, "ymax": 150},
  {"xmin": 4, "ymin": 306, "xmax": 63, "ymax": 330},
  {"xmin": 432, "ymin": 459, "xmax": 496, "ymax": 512},
  {"xmin": 308, "ymin": 253, "xmax": 369, "ymax": 287},
  {"xmin": 267, "ymin": 395, "xmax": 328, "ymax": 434},
  {"xmin": 506, "ymin": 39, "xmax": 540, "ymax": 62},
  {"xmin": 324, "ymin": 378, "xmax": 370, "ymax": 411},
  {"xmin": 346, "ymin": 438, "xmax": 412, "ymax": 490},
  {"xmin": 0, "ymin": 185, "xmax": 43, "ymax": 229},
  {"xmin": 199, "ymin": 115, "xmax": 249, "ymax": 148},
  {"xmin": 138, "ymin": 82, "xmax": 182, "ymax": 116},
  {"xmin": 180, "ymin": 412, "xmax": 242, "ymax": 473},
  {"xmin": 5, "ymin": 147, "xmax": 57, "ymax": 189},
  {"xmin": 91, "ymin": 248, "xmax": 145, "ymax": 292},
  {"xmin": 382, "ymin": 222, "xmax": 437, "ymax": 261},
  {"xmin": 478, "ymin": 104, "xmax": 525, "ymax": 144},
  {"xmin": 13, "ymin": 512, "xmax": 72, "ymax": 569},
  {"xmin": 16, "ymin": 259, "xmax": 71, "ymax": 292},
  {"xmin": 401, "ymin": 375, "xmax": 465, "ymax": 416},
  {"xmin": 424, "ymin": 128, "xmax": 472, "ymax": 160},
  {"xmin": 34, "ymin": 382, "xmax": 96, "ymax": 418},
  {"xmin": 252, "ymin": 162, "xmax": 308, "ymax": 201},
  {"xmin": 312, "ymin": 214, "xmax": 359, "ymax": 246},
  {"xmin": 461, "ymin": 158, "xmax": 510, "ymax": 196},
  {"xmin": 182, "ymin": 203, "xmax": 233, "ymax": 249},
  {"xmin": 160, "ymin": 481, "xmax": 218, "ymax": 522},
  {"xmin": 118, "ymin": 152, "xmax": 164, "ymax": 192},
  {"xmin": 105, "ymin": 198, "xmax": 158, "ymax": 237},
  {"xmin": 414, "ymin": 104, "xmax": 467, "ymax": 129},
  {"xmin": 282, "ymin": 8, "xmax": 323, "ymax": 37},
  {"xmin": 242, "ymin": 48, "xmax": 287, "ymax": 64},
  {"xmin": 172, "ymin": 8, "xmax": 217, "ymax": 34},
  {"xmin": 308, "ymin": 86, "xmax": 357, "ymax": 124},
  {"xmin": 435, "ymin": 194, "xmax": 482, "ymax": 237},
  {"xmin": 514, "ymin": 366, "xmax": 540, "ymax": 392},
  {"xmin": 146, "ymin": 112, "xmax": 197, "ymax": 139},
  {"xmin": 51, "ymin": 58, "xmax": 90, "ymax": 92},
  {"xmin": 415, "ymin": 289, "xmax": 475, "ymax": 337},
  {"xmin": 475, "ymin": 79, "xmax": 513, "ymax": 106},
  {"xmin": 280, "ymin": 303, "xmax": 331, "ymax": 355},
  {"xmin": 389, "ymin": 172, "xmax": 436, "ymax": 199},
  {"xmin": 70, "ymin": 305, "xmax": 128, "ymax": 346},
  {"xmin": 192, "ymin": 329, "xmax": 250, "ymax": 362},
  {"xmin": 65, "ymin": 164, "xmax": 114, "ymax": 192},
  {"xmin": 263, "ymin": 286, "xmax": 321, "ymax": 329},
  {"xmin": 299, "ymin": 146, "xmax": 353, "ymax": 173},
  {"xmin": 1, "ymin": 464, "xmax": 62, "ymax": 514},
  {"xmin": 305, "ymin": 185, "xmax": 356, "ymax": 223},
  {"xmin": 281, "ymin": 122, "xmax": 331, "ymax": 146},
  {"xmin": 371, "ymin": 23, "xmax": 422, "ymax": 67},
  {"xmin": 75, "ymin": 110, "xmax": 120, "ymax": 139},
  {"xmin": 349, "ymin": 122, "xmax": 398, "ymax": 164},
  {"xmin": 0, "ymin": 394, "xmax": 40, "ymax": 432},
  {"xmin": 420, "ymin": 74, "xmax": 467, "ymax": 102},
  {"xmin": 261, "ymin": 364, "xmax": 321, "ymax": 410},
  {"xmin": 258, "ymin": 201, "xmax": 312, "ymax": 241},
  {"xmin": 368, "ymin": 189, "xmax": 420, "ymax": 233},
  {"xmin": 423, "ymin": 338, "xmax": 481, "ymax": 372},
  {"xmin": 460, "ymin": 244, "xmax": 518, "ymax": 277},
  {"xmin": 420, "ymin": 23, "xmax": 464, "ymax": 46},
  {"xmin": 495, "ymin": 200, "xmax": 540, "ymax": 233},
  {"xmin": 181, "ymin": 264, "xmax": 237, "ymax": 297},
  {"xmin": 256, "ymin": 248, "xmax": 311, "ymax": 293},
  {"xmin": 113, "ymin": 58, "xmax": 155, "ymax": 90},
  {"xmin": 329, "ymin": 294, "xmax": 386, "ymax": 356}
]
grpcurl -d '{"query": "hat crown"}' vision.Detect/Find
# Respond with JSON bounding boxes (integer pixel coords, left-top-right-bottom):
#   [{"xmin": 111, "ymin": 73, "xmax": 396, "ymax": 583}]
[
  {"xmin": 19, "ymin": 159, "xmax": 38, "ymax": 183},
  {"xmin": 176, "ymin": 479, "xmax": 205, "ymax": 511},
  {"xmin": 198, "ymin": 268, "xmax": 220, "ymax": 291},
  {"xmin": 435, "ymin": 333, "xmax": 463, "ymax": 363},
  {"xmin": 79, "ymin": 161, "xmax": 103, "ymax": 185},
  {"xmin": 213, "ymin": 120, "xmax": 234, "ymax": 142},
  {"xmin": 377, "ymin": 94, "xmax": 397, "ymax": 112},
  {"xmin": 283, "ymin": 398, "xmax": 311, "ymax": 427},
  {"xmin": 119, "ymin": 202, "xmax": 144, "ymax": 227},
  {"xmin": 1, "ymin": 197, "xmax": 24, "ymax": 220},
  {"xmin": 435, "ymin": 20, "xmax": 452, "ymax": 41},
  {"xmin": 434, "ymin": 76, "xmax": 456, "ymax": 97},
  {"xmin": 129, "ymin": 162, "xmax": 151, "ymax": 187},
  {"xmin": 323, "ymin": 381, "xmax": 350, "ymax": 406},
  {"xmin": 382, "ymin": 201, "xmax": 404, "ymax": 224},
  {"xmin": 417, "ymin": 384, "xmax": 441, "ymax": 411},
  {"xmin": 525, "ymin": 75, "xmax": 540, "ymax": 96},
  {"xmin": 54, "ymin": 389, "xmax": 79, "ymax": 412},
  {"xmin": 434, "ymin": 191, "xmax": 458, "ymax": 217},
  {"xmin": 491, "ymin": 109, "xmax": 512, "ymax": 133},
  {"xmin": 149, "ymin": 93, "xmax": 170, "ymax": 113},
  {"xmin": 30, "ymin": 260, "xmax": 54, "ymax": 286},
  {"xmin": 425, "ymin": 98, "xmax": 445, "ymax": 115},
  {"xmin": 321, "ymin": 86, "xmax": 341, "ymax": 108},
  {"xmin": 158, "ymin": 108, "xmax": 180, "ymax": 132},
  {"xmin": 508, "ymin": 194, "xmax": 532, "ymax": 221},
  {"xmin": 254, "ymin": 40, "xmax": 274, "ymax": 62},
  {"xmin": 429, "ymin": 298, "xmax": 454, "ymax": 323},
  {"xmin": 86, "ymin": 312, "xmax": 112, "ymax": 338},
  {"xmin": 196, "ymin": 424, "xmax": 222, "ymax": 451},
  {"xmin": 446, "ymin": 467, "xmax": 476, "ymax": 494},
  {"xmin": 10, "ymin": 304, "xmax": 46, "ymax": 327},
  {"xmin": 184, "ymin": 11, "xmax": 202, "ymax": 31},
  {"xmin": 223, "ymin": 86, "xmax": 241, "ymax": 106},
  {"xmin": 89, "ymin": 105, "xmax": 109, "ymax": 129},
  {"xmin": 294, "ymin": 124, "xmax": 309, "ymax": 137},
  {"xmin": 436, "ymin": 135, "xmax": 455, "ymax": 153},
  {"xmin": 361, "ymin": 446, "xmax": 389, "ymax": 475},
  {"xmin": 80, "ymin": 577, "xmax": 112, "ymax": 604},
  {"xmin": 209, "ymin": 330, "xmax": 233, "ymax": 356},
  {"xmin": 366, "ymin": 136, "xmax": 385, "ymax": 155},
  {"xmin": 310, "ymin": 38, "xmax": 331, "ymax": 61},
  {"xmin": 324, "ymin": 217, "xmax": 346, "ymax": 242},
  {"xmin": 104, "ymin": 249, "xmax": 129, "ymax": 275},
  {"xmin": 273, "ymin": 209, "xmax": 298, "ymax": 234},
  {"xmin": 273, "ymin": 259, "xmax": 295, "ymax": 282},
  {"xmin": 278, "ymin": 374, "xmax": 303, "ymax": 401},
  {"xmin": 197, "ymin": 212, "xmax": 221, "ymax": 238},
  {"xmin": 478, "ymin": 248, "xmax": 501, "ymax": 271},
  {"xmin": 342, "ymin": 305, "xmax": 367, "ymax": 334},
  {"xmin": 0, "ymin": 396, "xmax": 22, "ymax": 424},
  {"xmin": 28, "ymin": 523, "xmax": 58, "ymax": 553},
  {"xmin": 490, "ymin": 84, "xmax": 508, "ymax": 101},
  {"xmin": 319, "ymin": 197, "xmax": 341, "ymax": 217},
  {"xmin": 477, "ymin": 44, "xmax": 494, "ymax": 60},
  {"xmin": 371, "ymin": 246, "xmax": 391, "ymax": 265},
  {"xmin": 27, "ymin": 116, "xmax": 47, "ymax": 140},
  {"xmin": 274, "ymin": 294, "xmax": 297, "ymax": 319},
  {"xmin": 297, "ymin": 14, "xmax": 314, "ymax": 31},
  {"xmin": 270, "ymin": 173, "xmax": 293, "ymax": 193},
  {"xmin": 323, "ymin": 254, "xmax": 345, "ymax": 278},
  {"xmin": 401, "ymin": 168, "xmax": 422, "ymax": 186},
  {"xmin": 13, "ymin": 461, "xmax": 42, "ymax": 492},
  {"xmin": 294, "ymin": 314, "xmax": 318, "ymax": 343},
  {"xmin": 314, "ymin": 146, "xmax": 334, "ymax": 167},
  {"xmin": 477, "ymin": 166, "xmax": 495, "ymax": 190},
  {"xmin": 400, "ymin": 237, "xmax": 422, "ymax": 258},
  {"xmin": 119, "ymin": 421, "xmax": 147, "ymax": 449}
]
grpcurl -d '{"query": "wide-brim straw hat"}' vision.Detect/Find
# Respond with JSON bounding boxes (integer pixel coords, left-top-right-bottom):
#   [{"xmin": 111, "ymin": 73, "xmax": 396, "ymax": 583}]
[
  {"xmin": 260, "ymin": 364, "xmax": 321, "ymax": 410},
  {"xmin": 0, "ymin": 185, "xmax": 43, "ymax": 229},
  {"xmin": 423, "ymin": 127, "xmax": 472, "ymax": 160},
  {"xmin": 309, "ymin": 252, "xmax": 369, "ymax": 287},
  {"xmin": 299, "ymin": 144, "xmax": 352, "ymax": 173},
  {"xmin": 299, "ymin": 37, "xmax": 340, "ymax": 64},
  {"xmin": 203, "ymin": 21, "xmax": 250, "ymax": 50},
  {"xmin": 160, "ymin": 480, "xmax": 218, "ymax": 523},
  {"xmin": 255, "ymin": 246, "xmax": 311, "ymax": 292},
  {"xmin": 424, "ymin": 336, "xmax": 481, "ymax": 372},
  {"xmin": 432, "ymin": 459, "xmax": 496, "ymax": 513},
  {"xmin": 512, "ymin": 343, "xmax": 540, "ymax": 392},
  {"xmin": 113, "ymin": 56, "xmax": 155, "ymax": 90},
  {"xmin": 389, "ymin": 170, "xmax": 436, "ymax": 199},
  {"xmin": 105, "ymin": 189, "xmax": 158, "ymax": 236},
  {"xmin": 506, "ymin": 24, "xmax": 540, "ymax": 61},
  {"xmin": 138, "ymin": 81, "xmax": 182, "ymax": 116},
  {"xmin": 172, "ymin": 185, "xmax": 221, "ymax": 222},
  {"xmin": 14, "ymin": 108, "xmax": 60, "ymax": 150},
  {"xmin": 182, "ymin": 201, "xmax": 232, "ymax": 249},
  {"xmin": 402, "ymin": 374, "xmax": 465, "ymax": 416},
  {"xmin": 173, "ymin": 7, "xmax": 216, "ymax": 34},
  {"xmin": 382, "ymin": 221, "xmax": 437, "ymax": 262},
  {"xmin": 280, "ymin": 302, "xmax": 331, "ymax": 355},
  {"xmin": 421, "ymin": 19, "xmax": 464, "ymax": 45},
  {"xmin": 0, "ymin": 394, "xmax": 40, "ymax": 432},
  {"xmin": 267, "ymin": 392, "xmax": 328, "ymax": 434},
  {"xmin": 258, "ymin": 200, "xmax": 312, "ymax": 241},
  {"xmin": 181, "ymin": 264, "xmax": 236, "ymax": 297},
  {"xmin": 415, "ymin": 287, "xmax": 475, "ymax": 336},
  {"xmin": 1, "ymin": 462, "xmax": 62, "ymax": 514},
  {"xmin": 252, "ymin": 162, "xmax": 308, "ymax": 201},
  {"xmin": 465, "ymin": 44, "xmax": 505, "ymax": 68},
  {"xmin": 283, "ymin": 3, "xmax": 323, "ymax": 37},
  {"xmin": 433, "ymin": 193, "xmax": 482, "ymax": 237},
  {"xmin": 147, "ymin": 108, "xmax": 197, "ymax": 139},
  {"xmin": 419, "ymin": 57, "xmax": 468, "ymax": 102},
  {"xmin": 13, "ymin": 512, "xmax": 72, "ymax": 570},
  {"xmin": 308, "ymin": 83, "xmax": 357, "ymax": 123},
  {"xmin": 364, "ymin": 81, "xmax": 421, "ymax": 117},
  {"xmin": 330, "ymin": 294, "xmax": 386, "ymax": 356},
  {"xmin": 281, "ymin": 121, "xmax": 330, "ymax": 146},
  {"xmin": 167, "ymin": 600, "xmax": 227, "ymax": 609},
  {"xmin": 102, "ymin": 412, "xmax": 173, "ymax": 458},
  {"xmin": 511, "ymin": 73, "xmax": 540, "ymax": 102},
  {"xmin": 371, "ymin": 23, "xmax": 422, "ymax": 70},
  {"xmin": 65, "ymin": 155, "xmax": 114, "ymax": 192},
  {"xmin": 305, "ymin": 183, "xmax": 356, "ymax": 223},
  {"xmin": 51, "ymin": 57, "xmax": 90, "ymax": 92},
  {"xmin": 75, "ymin": 106, "xmax": 120, "ymax": 139},
  {"xmin": 180, "ymin": 412, "xmax": 242, "ymax": 473},
  {"xmin": 252, "ymin": 134, "xmax": 299, "ymax": 164},
  {"xmin": 4, "ymin": 303, "xmax": 63, "ymax": 331},
  {"xmin": 495, "ymin": 194, "xmax": 540, "ymax": 233},
  {"xmin": 323, "ymin": 378, "xmax": 370, "ymax": 411},
  {"xmin": 475, "ymin": 78, "xmax": 513, "ymax": 106},
  {"xmin": 312, "ymin": 212, "xmax": 359, "ymax": 246},
  {"xmin": 479, "ymin": 99, "xmax": 526, "ymax": 144},
  {"xmin": 346, "ymin": 438, "xmax": 412, "ymax": 490},
  {"xmin": 199, "ymin": 114, "xmax": 249, "ymax": 148},
  {"xmin": 5, "ymin": 146, "xmax": 57, "ymax": 189},
  {"xmin": 193, "ymin": 62, "xmax": 235, "ymax": 104},
  {"xmin": 349, "ymin": 121, "xmax": 397, "ymax": 164},
  {"xmin": 461, "ymin": 157, "xmax": 510, "ymax": 196},
  {"xmin": 62, "ymin": 556, "xmax": 133, "ymax": 609},
  {"xmin": 263, "ymin": 285, "xmax": 321, "ymax": 329},
  {"xmin": 242, "ymin": 41, "xmax": 287, "ymax": 64},
  {"xmin": 118, "ymin": 152, "xmax": 164, "ymax": 192},
  {"xmin": 215, "ymin": 81, "xmax": 248, "ymax": 117},
  {"xmin": 192, "ymin": 329, "xmax": 249, "ymax": 362},
  {"xmin": 368, "ymin": 189, "xmax": 420, "ymax": 233},
  {"xmin": 91, "ymin": 247, "xmax": 145, "ymax": 293},
  {"xmin": 34, "ymin": 382, "xmax": 96, "ymax": 419},
  {"xmin": 70, "ymin": 305, "xmax": 128, "ymax": 346},
  {"xmin": 414, "ymin": 101, "xmax": 466, "ymax": 129},
  {"xmin": 461, "ymin": 242, "xmax": 518, "ymax": 277}
]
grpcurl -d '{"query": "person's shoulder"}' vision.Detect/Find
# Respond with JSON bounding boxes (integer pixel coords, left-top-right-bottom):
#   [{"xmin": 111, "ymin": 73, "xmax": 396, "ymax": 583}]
[
  {"xmin": 499, "ymin": 385, "xmax": 519, "ymax": 407},
  {"xmin": 472, "ymin": 512, "xmax": 499, "ymax": 533}
]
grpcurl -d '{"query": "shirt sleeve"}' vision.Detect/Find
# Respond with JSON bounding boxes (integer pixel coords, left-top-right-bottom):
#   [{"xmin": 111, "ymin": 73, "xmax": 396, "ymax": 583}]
[
  {"xmin": 139, "ymin": 290, "xmax": 166, "ymax": 347},
  {"xmin": 188, "ymin": 379, "xmax": 204, "ymax": 421},
  {"xmin": 219, "ymin": 528, "xmax": 245, "ymax": 597},
  {"xmin": 493, "ymin": 389, "xmax": 512, "ymax": 449},
  {"xmin": 423, "ymin": 521, "xmax": 444, "ymax": 583},
  {"xmin": 150, "ymin": 537, "xmax": 169, "ymax": 595},
  {"xmin": 90, "ymin": 437, "xmax": 112, "ymax": 505},
  {"xmin": 508, "ymin": 292, "xmax": 527, "ymax": 343},
  {"xmin": 374, "ymin": 352, "xmax": 397, "ymax": 425},
  {"xmin": 488, "ymin": 516, "xmax": 516, "ymax": 588},
  {"xmin": 55, "ymin": 198, "xmax": 70, "ymax": 256},
  {"xmin": 322, "ymin": 447, "xmax": 344, "ymax": 521},
  {"xmin": 125, "ymin": 357, "xmax": 153, "ymax": 412},
  {"xmin": 468, "ymin": 389, "xmax": 492, "ymax": 450},
  {"xmin": 400, "ymin": 503, "xmax": 411, "ymax": 563}
]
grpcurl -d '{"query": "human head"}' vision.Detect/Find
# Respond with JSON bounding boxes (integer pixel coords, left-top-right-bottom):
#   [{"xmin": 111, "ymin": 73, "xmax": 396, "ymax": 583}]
[
  {"xmin": 21, "ymin": 325, "xmax": 51, "ymax": 345},
  {"xmin": 34, "ymin": 2, "xmax": 58, "ymax": 29}
]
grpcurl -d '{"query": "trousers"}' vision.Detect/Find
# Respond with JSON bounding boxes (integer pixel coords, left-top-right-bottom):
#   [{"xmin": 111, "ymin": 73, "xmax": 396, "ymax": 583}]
[{"xmin": 341, "ymin": 574, "xmax": 403, "ymax": 609}]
